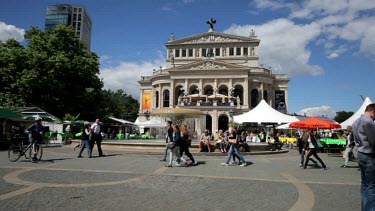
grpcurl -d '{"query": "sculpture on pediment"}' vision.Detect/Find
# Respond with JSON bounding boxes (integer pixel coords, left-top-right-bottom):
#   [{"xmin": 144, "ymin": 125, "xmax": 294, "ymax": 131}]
[
  {"xmin": 190, "ymin": 61, "xmax": 227, "ymax": 70},
  {"xmin": 250, "ymin": 47, "xmax": 255, "ymax": 56},
  {"xmin": 183, "ymin": 36, "xmax": 241, "ymax": 44},
  {"xmin": 207, "ymin": 18, "xmax": 216, "ymax": 31},
  {"xmin": 169, "ymin": 33, "xmax": 175, "ymax": 42}
]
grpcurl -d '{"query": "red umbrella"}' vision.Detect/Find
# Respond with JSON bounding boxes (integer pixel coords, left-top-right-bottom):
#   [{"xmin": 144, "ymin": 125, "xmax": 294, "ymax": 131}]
[{"xmin": 289, "ymin": 117, "xmax": 341, "ymax": 129}]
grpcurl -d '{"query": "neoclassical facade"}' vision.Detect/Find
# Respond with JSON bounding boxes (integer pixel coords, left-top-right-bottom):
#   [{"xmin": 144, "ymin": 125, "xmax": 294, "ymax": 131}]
[{"xmin": 138, "ymin": 24, "xmax": 290, "ymax": 132}]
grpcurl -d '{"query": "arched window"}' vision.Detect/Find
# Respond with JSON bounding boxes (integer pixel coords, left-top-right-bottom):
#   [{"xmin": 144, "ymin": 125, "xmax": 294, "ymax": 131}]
[
  {"xmin": 205, "ymin": 89, "xmax": 213, "ymax": 96},
  {"xmin": 219, "ymin": 89, "xmax": 228, "ymax": 96},
  {"xmin": 163, "ymin": 90, "xmax": 170, "ymax": 107},
  {"xmin": 251, "ymin": 89, "xmax": 259, "ymax": 108},
  {"xmin": 263, "ymin": 90, "xmax": 268, "ymax": 102},
  {"xmin": 155, "ymin": 91, "xmax": 159, "ymax": 108}
]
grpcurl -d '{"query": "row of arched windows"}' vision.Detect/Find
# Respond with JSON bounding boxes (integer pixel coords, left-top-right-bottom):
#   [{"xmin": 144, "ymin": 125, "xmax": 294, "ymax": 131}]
[{"xmin": 153, "ymin": 87, "xmax": 269, "ymax": 108}]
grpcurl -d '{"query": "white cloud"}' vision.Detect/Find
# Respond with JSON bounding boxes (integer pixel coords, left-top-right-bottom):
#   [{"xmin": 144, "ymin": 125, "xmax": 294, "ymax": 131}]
[
  {"xmin": 327, "ymin": 52, "xmax": 339, "ymax": 59},
  {"xmin": 0, "ymin": 22, "xmax": 25, "ymax": 42},
  {"xmin": 224, "ymin": 18, "xmax": 323, "ymax": 76},
  {"xmin": 297, "ymin": 105, "xmax": 337, "ymax": 118},
  {"xmin": 100, "ymin": 54, "xmax": 165, "ymax": 100},
  {"xmin": 251, "ymin": 0, "xmax": 375, "ymax": 58}
]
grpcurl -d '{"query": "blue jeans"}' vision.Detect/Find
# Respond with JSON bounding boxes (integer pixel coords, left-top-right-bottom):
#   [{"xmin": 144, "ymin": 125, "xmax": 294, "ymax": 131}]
[
  {"xmin": 220, "ymin": 142, "xmax": 227, "ymax": 150},
  {"xmin": 225, "ymin": 144, "xmax": 245, "ymax": 164},
  {"xmin": 344, "ymin": 147, "xmax": 353, "ymax": 166},
  {"xmin": 162, "ymin": 143, "xmax": 169, "ymax": 160},
  {"xmin": 357, "ymin": 152, "xmax": 375, "ymax": 211},
  {"xmin": 78, "ymin": 140, "xmax": 92, "ymax": 158}
]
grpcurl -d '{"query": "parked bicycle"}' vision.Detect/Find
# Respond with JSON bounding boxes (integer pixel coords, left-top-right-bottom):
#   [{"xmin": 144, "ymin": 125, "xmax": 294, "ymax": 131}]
[{"xmin": 8, "ymin": 134, "xmax": 43, "ymax": 163}]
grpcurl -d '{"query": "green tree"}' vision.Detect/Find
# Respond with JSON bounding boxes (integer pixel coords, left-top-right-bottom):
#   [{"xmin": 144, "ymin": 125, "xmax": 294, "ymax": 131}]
[
  {"xmin": 334, "ymin": 111, "xmax": 354, "ymax": 123},
  {"xmin": 99, "ymin": 89, "xmax": 139, "ymax": 122},
  {"xmin": 0, "ymin": 25, "xmax": 103, "ymax": 118},
  {"xmin": 1, "ymin": 25, "xmax": 140, "ymax": 121},
  {"xmin": 0, "ymin": 39, "xmax": 28, "ymax": 108}
]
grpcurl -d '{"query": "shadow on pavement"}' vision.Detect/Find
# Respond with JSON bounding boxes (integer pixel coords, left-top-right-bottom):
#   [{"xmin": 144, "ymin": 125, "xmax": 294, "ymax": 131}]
[{"xmin": 40, "ymin": 158, "xmax": 73, "ymax": 163}]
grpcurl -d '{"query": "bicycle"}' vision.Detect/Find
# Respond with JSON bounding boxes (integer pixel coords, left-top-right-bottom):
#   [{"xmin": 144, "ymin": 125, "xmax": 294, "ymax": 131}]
[{"xmin": 8, "ymin": 136, "xmax": 43, "ymax": 163}]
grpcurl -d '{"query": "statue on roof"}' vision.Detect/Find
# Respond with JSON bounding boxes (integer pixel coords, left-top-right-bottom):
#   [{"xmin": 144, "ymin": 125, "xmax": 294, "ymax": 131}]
[{"xmin": 207, "ymin": 18, "xmax": 216, "ymax": 32}]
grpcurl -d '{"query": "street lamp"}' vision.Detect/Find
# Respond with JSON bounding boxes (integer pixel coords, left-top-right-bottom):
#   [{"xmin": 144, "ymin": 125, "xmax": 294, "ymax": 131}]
[
  {"xmin": 144, "ymin": 110, "xmax": 150, "ymax": 120},
  {"xmin": 196, "ymin": 87, "xmax": 201, "ymax": 95},
  {"xmin": 229, "ymin": 109, "xmax": 235, "ymax": 117},
  {"xmin": 229, "ymin": 87, "xmax": 235, "ymax": 96},
  {"xmin": 180, "ymin": 87, "xmax": 184, "ymax": 96}
]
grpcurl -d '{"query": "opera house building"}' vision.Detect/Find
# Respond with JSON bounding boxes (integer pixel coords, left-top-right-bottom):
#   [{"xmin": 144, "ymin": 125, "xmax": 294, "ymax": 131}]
[{"xmin": 138, "ymin": 22, "xmax": 290, "ymax": 133}]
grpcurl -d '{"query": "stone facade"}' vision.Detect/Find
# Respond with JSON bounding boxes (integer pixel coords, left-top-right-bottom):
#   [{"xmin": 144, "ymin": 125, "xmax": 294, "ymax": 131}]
[{"xmin": 138, "ymin": 27, "xmax": 289, "ymax": 133}]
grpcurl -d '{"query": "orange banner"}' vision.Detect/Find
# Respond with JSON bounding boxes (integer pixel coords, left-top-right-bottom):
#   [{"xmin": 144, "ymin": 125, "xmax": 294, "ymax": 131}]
[{"xmin": 142, "ymin": 90, "xmax": 152, "ymax": 110}]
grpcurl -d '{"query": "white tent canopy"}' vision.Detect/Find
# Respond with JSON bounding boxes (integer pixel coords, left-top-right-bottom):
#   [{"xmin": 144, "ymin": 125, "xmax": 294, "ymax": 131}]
[
  {"xmin": 340, "ymin": 97, "xmax": 373, "ymax": 129},
  {"xmin": 107, "ymin": 117, "xmax": 135, "ymax": 125},
  {"xmin": 233, "ymin": 100, "xmax": 299, "ymax": 125},
  {"xmin": 134, "ymin": 118, "xmax": 165, "ymax": 127}
]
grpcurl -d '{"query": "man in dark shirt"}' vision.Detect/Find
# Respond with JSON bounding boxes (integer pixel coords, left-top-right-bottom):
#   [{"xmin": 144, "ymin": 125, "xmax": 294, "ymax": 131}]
[{"xmin": 26, "ymin": 118, "xmax": 44, "ymax": 143}]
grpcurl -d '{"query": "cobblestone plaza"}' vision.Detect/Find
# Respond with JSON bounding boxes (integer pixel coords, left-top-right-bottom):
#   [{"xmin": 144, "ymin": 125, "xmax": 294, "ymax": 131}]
[{"xmin": 0, "ymin": 145, "xmax": 360, "ymax": 211}]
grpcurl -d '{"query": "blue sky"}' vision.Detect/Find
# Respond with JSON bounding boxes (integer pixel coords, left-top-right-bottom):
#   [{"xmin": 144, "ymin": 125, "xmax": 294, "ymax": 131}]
[{"xmin": 1, "ymin": 0, "xmax": 374, "ymax": 119}]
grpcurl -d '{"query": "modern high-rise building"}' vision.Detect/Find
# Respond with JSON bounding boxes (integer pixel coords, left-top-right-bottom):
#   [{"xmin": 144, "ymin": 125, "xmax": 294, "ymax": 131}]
[{"xmin": 45, "ymin": 4, "xmax": 92, "ymax": 50}]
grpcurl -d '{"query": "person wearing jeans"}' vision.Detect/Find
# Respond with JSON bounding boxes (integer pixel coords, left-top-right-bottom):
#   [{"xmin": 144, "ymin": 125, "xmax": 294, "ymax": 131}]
[
  {"xmin": 161, "ymin": 120, "xmax": 173, "ymax": 161},
  {"xmin": 221, "ymin": 125, "xmax": 247, "ymax": 167},
  {"xmin": 352, "ymin": 103, "xmax": 375, "ymax": 211},
  {"xmin": 78, "ymin": 122, "xmax": 92, "ymax": 158},
  {"xmin": 342, "ymin": 125, "xmax": 355, "ymax": 168}
]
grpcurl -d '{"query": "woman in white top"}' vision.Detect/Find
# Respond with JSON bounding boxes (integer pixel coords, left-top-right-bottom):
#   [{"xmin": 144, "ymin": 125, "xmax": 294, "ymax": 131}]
[{"xmin": 303, "ymin": 129, "xmax": 327, "ymax": 170}]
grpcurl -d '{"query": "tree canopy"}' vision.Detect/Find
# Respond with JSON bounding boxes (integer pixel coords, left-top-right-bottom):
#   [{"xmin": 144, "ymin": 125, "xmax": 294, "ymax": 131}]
[{"xmin": 0, "ymin": 25, "xmax": 139, "ymax": 121}]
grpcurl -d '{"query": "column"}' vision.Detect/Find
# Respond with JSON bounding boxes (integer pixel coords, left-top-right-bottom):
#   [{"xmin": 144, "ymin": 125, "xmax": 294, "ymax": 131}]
[
  {"xmin": 243, "ymin": 78, "xmax": 249, "ymax": 109},
  {"xmin": 170, "ymin": 80, "xmax": 175, "ymax": 108},
  {"xmin": 139, "ymin": 89, "xmax": 143, "ymax": 113}
]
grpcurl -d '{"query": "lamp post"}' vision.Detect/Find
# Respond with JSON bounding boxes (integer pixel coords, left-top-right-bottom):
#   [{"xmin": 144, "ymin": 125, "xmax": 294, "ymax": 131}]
[
  {"xmin": 180, "ymin": 87, "xmax": 185, "ymax": 96},
  {"xmin": 144, "ymin": 110, "xmax": 150, "ymax": 120},
  {"xmin": 229, "ymin": 109, "xmax": 235, "ymax": 117},
  {"xmin": 196, "ymin": 87, "xmax": 201, "ymax": 95},
  {"xmin": 229, "ymin": 87, "xmax": 235, "ymax": 96}
]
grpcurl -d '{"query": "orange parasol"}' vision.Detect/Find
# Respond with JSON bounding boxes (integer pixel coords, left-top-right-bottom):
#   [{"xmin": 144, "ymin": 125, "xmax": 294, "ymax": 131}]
[{"xmin": 289, "ymin": 117, "xmax": 341, "ymax": 129}]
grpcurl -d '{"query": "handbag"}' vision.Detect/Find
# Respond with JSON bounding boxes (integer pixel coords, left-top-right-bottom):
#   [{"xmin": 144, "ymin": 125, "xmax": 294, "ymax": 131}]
[
  {"xmin": 168, "ymin": 142, "xmax": 175, "ymax": 149},
  {"xmin": 228, "ymin": 138, "xmax": 237, "ymax": 144}
]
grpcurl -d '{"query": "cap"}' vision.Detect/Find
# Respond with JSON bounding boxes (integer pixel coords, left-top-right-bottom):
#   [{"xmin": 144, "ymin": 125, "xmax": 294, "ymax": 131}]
[
  {"xmin": 84, "ymin": 121, "xmax": 90, "ymax": 125},
  {"xmin": 35, "ymin": 117, "xmax": 42, "ymax": 121}
]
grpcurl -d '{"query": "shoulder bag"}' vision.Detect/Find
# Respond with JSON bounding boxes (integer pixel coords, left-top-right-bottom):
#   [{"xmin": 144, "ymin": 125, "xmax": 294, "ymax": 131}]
[{"xmin": 228, "ymin": 138, "xmax": 238, "ymax": 144}]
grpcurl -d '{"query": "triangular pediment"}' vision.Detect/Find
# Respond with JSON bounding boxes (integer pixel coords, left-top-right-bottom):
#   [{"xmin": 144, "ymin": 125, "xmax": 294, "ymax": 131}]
[
  {"xmin": 166, "ymin": 31, "xmax": 260, "ymax": 46},
  {"xmin": 169, "ymin": 60, "xmax": 248, "ymax": 71}
]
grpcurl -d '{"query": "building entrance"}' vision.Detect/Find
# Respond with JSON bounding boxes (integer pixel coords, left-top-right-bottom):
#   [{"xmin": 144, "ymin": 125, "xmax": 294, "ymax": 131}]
[
  {"xmin": 218, "ymin": 115, "xmax": 229, "ymax": 132},
  {"xmin": 206, "ymin": 115, "xmax": 212, "ymax": 132}
]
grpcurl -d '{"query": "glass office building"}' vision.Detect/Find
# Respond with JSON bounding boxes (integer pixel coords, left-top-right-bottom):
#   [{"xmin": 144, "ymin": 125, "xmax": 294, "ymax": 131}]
[{"xmin": 45, "ymin": 4, "xmax": 92, "ymax": 50}]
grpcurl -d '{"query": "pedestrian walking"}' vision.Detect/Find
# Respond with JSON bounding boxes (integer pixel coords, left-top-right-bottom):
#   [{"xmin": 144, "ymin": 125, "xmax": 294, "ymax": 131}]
[
  {"xmin": 221, "ymin": 125, "xmax": 247, "ymax": 167},
  {"xmin": 177, "ymin": 124, "xmax": 197, "ymax": 166},
  {"xmin": 78, "ymin": 121, "xmax": 92, "ymax": 158},
  {"xmin": 161, "ymin": 120, "xmax": 173, "ymax": 162},
  {"xmin": 90, "ymin": 118, "xmax": 105, "ymax": 157},
  {"xmin": 341, "ymin": 125, "xmax": 355, "ymax": 168},
  {"xmin": 297, "ymin": 130, "xmax": 318, "ymax": 167},
  {"xmin": 303, "ymin": 129, "xmax": 327, "ymax": 170},
  {"xmin": 166, "ymin": 124, "xmax": 182, "ymax": 167}
]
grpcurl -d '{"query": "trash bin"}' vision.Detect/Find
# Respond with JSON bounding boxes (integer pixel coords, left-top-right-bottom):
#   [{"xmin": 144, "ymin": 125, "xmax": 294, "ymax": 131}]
[{"xmin": 125, "ymin": 133, "xmax": 129, "ymax": 140}]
